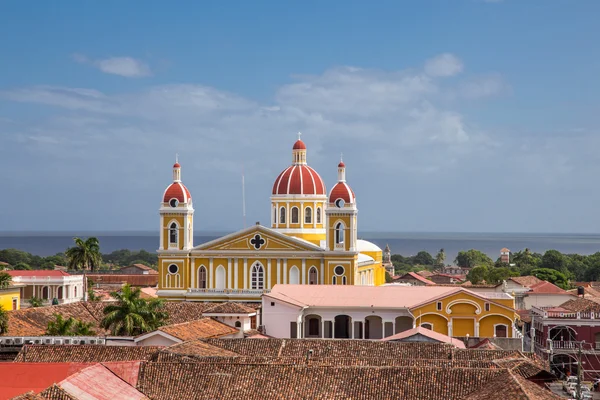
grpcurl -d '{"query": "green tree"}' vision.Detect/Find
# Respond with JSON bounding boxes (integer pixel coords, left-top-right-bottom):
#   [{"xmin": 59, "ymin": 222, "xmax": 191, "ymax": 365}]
[
  {"xmin": 28, "ymin": 296, "xmax": 43, "ymax": 308},
  {"xmin": 435, "ymin": 248, "xmax": 446, "ymax": 267},
  {"xmin": 46, "ymin": 314, "xmax": 75, "ymax": 335},
  {"xmin": 487, "ymin": 267, "xmax": 520, "ymax": 285},
  {"xmin": 531, "ymin": 268, "xmax": 570, "ymax": 289},
  {"xmin": 65, "ymin": 237, "xmax": 102, "ymax": 272},
  {"xmin": 541, "ymin": 250, "xmax": 566, "ymax": 271},
  {"xmin": 0, "ymin": 305, "xmax": 8, "ymax": 334},
  {"xmin": 72, "ymin": 320, "xmax": 96, "ymax": 336},
  {"xmin": 0, "ymin": 272, "xmax": 11, "ymax": 289},
  {"xmin": 455, "ymin": 249, "xmax": 494, "ymax": 269},
  {"xmin": 467, "ymin": 266, "xmax": 489, "ymax": 284},
  {"xmin": 101, "ymin": 284, "xmax": 167, "ymax": 336},
  {"xmin": 87, "ymin": 288, "xmax": 101, "ymax": 302},
  {"xmin": 413, "ymin": 251, "xmax": 434, "ymax": 266},
  {"xmin": 385, "ymin": 271, "xmax": 393, "ymax": 283},
  {"xmin": 13, "ymin": 262, "xmax": 32, "ymax": 270}
]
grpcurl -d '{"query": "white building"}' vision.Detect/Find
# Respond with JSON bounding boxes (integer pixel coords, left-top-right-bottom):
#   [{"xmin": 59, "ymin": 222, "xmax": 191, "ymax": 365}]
[{"xmin": 7, "ymin": 270, "xmax": 84, "ymax": 307}]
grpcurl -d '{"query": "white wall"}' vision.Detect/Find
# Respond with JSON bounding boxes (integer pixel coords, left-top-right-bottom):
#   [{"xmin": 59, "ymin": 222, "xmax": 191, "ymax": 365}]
[
  {"xmin": 524, "ymin": 294, "xmax": 577, "ymax": 309},
  {"xmin": 262, "ymin": 298, "xmax": 301, "ymax": 338},
  {"xmin": 136, "ymin": 334, "xmax": 179, "ymax": 346},
  {"xmin": 210, "ymin": 315, "xmax": 253, "ymax": 331}
]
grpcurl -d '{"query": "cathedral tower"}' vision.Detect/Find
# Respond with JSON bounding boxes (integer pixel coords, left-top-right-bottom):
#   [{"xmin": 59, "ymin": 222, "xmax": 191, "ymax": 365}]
[
  {"xmin": 326, "ymin": 158, "xmax": 358, "ymax": 252},
  {"xmin": 271, "ymin": 134, "xmax": 327, "ymax": 246},
  {"xmin": 159, "ymin": 159, "xmax": 194, "ymax": 251}
]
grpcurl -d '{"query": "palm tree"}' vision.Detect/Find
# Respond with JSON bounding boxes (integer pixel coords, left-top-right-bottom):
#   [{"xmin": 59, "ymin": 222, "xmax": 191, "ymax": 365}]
[
  {"xmin": 28, "ymin": 296, "xmax": 43, "ymax": 308},
  {"xmin": 65, "ymin": 237, "xmax": 102, "ymax": 271},
  {"xmin": 72, "ymin": 320, "xmax": 96, "ymax": 336},
  {"xmin": 46, "ymin": 314, "xmax": 75, "ymax": 335},
  {"xmin": 435, "ymin": 248, "xmax": 446, "ymax": 268},
  {"xmin": 0, "ymin": 305, "xmax": 8, "ymax": 334},
  {"xmin": 101, "ymin": 284, "xmax": 167, "ymax": 336},
  {"xmin": 0, "ymin": 272, "xmax": 12, "ymax": 289}
]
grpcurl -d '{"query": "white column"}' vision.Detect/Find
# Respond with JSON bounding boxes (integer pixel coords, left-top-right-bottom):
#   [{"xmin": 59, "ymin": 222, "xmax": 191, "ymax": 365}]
[
  {"xmin": 276, "ymin": 259, "xmax": 281, "ymax": 285},
  {"xmin": 228, "ymin": 258, "xmax": 232, "ymax": 289},
  {"xmin": 234, "ymin": 259, "xmax": 239, "ymax": 289},
  {"xmin": 159, "ymin": 216, "xmax": 164, "ymax": 250},
  {"xmin": 283, "ymin": 259, "xmax": 287, "ymax": 284},
  {"xmin": 448, "ymin": 321, "xmax": 453, "ymax": 336},
  {"xmin": 300, "ymin": 201, "xmax": 304, "ymax": 227},
  {"xmin": 475, "ymin": 322, "xmax": 480, "ymax": 337},
  {"xmin": 183, "ymin": 217, "xmax": 189, "ymax": 250},
  {"xmin": 243, "ymin": 258, "xmax": 248, "ymax": 289},
  {"xmin": 275, "ymin": 203, "xmax": 279, "ymax": 228},
  {"xmin": 209, "ymin": 258, "xmax": 214, "ymax": 289},
  {"xmin": 322, "ymin": 320, "xmax": 325, "ymax": 339},
  {"xmin": 320, "ymin": 259, "xmax": 325, "ymax": 285},
  {"xmin": 302, "ymin": 260, "xmax": 306, "ymax": 285},
  {"xmin": 191, "ymin": 259, "xmax": 195, "ymax": 289},
  {"xmin": 313, "ymin": 201, "xmax": 317, "ymax": 228},
  {"xmin": 267, "ymin": 259, "xmax": 272, "ymax": 290},
  {"xmin": 286, "ymin": 202, "xmax": 290, "ymax": 228}
]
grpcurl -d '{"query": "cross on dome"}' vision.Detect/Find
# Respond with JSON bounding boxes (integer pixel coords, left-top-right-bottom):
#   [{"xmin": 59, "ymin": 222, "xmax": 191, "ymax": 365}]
[{"xmin": 297, "ymin": 132, "xmax": 302, "ymax": 140}]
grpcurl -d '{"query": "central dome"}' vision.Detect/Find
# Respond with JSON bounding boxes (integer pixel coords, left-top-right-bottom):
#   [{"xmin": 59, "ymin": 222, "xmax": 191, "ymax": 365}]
[{"xmin": 272, "ymin": 137, "xmax": 326, "ymax": 196}]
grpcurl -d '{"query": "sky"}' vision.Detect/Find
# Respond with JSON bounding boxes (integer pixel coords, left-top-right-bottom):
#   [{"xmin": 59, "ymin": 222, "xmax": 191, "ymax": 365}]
[{"xmin": 0, "ymin": 0, "xmax": 599, "ymax": 233}]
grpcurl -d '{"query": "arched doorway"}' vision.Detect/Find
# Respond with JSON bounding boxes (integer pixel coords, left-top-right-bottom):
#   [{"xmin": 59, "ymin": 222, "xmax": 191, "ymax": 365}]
[
  {"xmin": 215, "ymin": 266, "xmax": 226, "ymax": 290},
  {"xmin": 395, "ymin": 316, "xmax": 413, "ymax": 334},
  {"xmin": 551, "ymin": 354, "xmax": 578, "ymax": 380},
  {"xmin": 365, "ymin": 316, "xmax": 383, "ymax": 339},
  {"xmin": 304, "ymin": 314, "xmax": 322, "ymax": 338},
  {"xmin": 334, "ymin": 315, "xmax": 352, "ymax": 339},
  {"xmin": 549, "ymin": 326, "xmax": 576, "ymax": 342},
  {"xmin": 42, "ymin": 286, "xmax": 49, "ymax": 300},
  {"xmin": 289, "ymin": 266, "xmax": 299, "ymax": 284},
  {"xmin": 57, "ymin": 287, "xmax": 63, "ymax": 300}
]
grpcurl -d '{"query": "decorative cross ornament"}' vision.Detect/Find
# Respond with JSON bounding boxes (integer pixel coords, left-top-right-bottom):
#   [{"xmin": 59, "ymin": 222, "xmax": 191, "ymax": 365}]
[
  {"xmin": 176, "ymin": 153, "xmax": 179, "ymax": 163},
  {"xmin": 297, "ymin": 132, "xmax": 302, "ymax": 141},
  {"xmin": 250, "ymin": 234, "xmax": 266, "ymax": 250}
]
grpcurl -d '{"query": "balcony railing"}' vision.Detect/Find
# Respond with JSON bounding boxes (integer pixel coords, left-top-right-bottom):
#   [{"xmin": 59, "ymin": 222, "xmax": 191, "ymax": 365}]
[
  {"xmin": 531, "ymin": 306, "xmax": 600, "ymax": 320},
  {"xmin": 187, "ymin": 288, "xmax": 270, "ymax": 295}
]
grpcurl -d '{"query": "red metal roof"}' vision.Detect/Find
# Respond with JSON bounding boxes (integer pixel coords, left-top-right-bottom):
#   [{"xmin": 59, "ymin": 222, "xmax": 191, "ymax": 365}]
[
  {"xmin": 329, "ymin": 182, "xmax": 355, "ymax": 204},
  {"xmin": 162, "ymin": 182, "xmax": 191, "ymax": 203},
  {"xmin": 292, "ymin": 139, "xmax": 306, "ymax": 150},
  {"xmin": 528, "ymin": 281, "xmax": 568, "ymax": 294},
  {"xmin": 6, "ymin": 270, "xmax": 71, "ymax": 277},
  {"xmin": 0, "ymin": 363, "xmax": 90, "ymax": 398},
  {"xmin": 272, "ymin": 165, "xmax": 326, "ymax": 195},
  {"xmin": 58, "ymin": 363, "xmax": 146, "ymax": 399}
]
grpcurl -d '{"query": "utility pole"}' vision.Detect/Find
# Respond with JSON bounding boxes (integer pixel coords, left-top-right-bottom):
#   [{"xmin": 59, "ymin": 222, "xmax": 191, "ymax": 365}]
[{"xmin": 577, "ymin": 341, "xmax": 582, "ymax": 400}]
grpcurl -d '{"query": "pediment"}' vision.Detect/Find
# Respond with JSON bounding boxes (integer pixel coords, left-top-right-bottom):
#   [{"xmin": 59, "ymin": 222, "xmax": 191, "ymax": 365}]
[{"xmin": 192, "ymin": 225, "xmax": 324, "ymax": 252}]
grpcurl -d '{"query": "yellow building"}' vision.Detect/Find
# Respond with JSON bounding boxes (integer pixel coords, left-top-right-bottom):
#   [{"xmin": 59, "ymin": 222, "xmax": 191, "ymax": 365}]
[
  {"xmin": 157, "ymin": 135, "xmax": 387, "ymax": 302},
  {"xmin": 0, "ymin": 285, "xmax": 21, "ymax": 312}
]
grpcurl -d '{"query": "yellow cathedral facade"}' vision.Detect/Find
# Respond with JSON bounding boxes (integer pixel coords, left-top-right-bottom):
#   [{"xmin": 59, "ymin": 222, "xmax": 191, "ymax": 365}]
[{"xmin": 157, "ymin": 135, "xmax": 387, "ymax": 302}]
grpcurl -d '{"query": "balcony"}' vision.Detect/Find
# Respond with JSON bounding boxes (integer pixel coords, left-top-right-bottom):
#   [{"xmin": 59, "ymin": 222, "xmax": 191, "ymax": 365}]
[{"xmin": 187, "ymin": 288, "xmax": 270, "ymax": 297}]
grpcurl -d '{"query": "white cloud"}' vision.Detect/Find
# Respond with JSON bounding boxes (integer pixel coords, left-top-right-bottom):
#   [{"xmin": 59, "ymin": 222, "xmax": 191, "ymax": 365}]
[
  {"xmin": 424, "ymin": 53, "xmax": 464, "ymax": 77},
  {"xmin": 459, "ymin": 74, "xmax": 509, "ymax": 98},
  {"xmin": 72, "ymin": 54, "xmax": 152, "ymax": 78}
]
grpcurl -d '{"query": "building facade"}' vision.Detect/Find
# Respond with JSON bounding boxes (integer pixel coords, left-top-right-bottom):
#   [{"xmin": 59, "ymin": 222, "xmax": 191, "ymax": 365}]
[
  {"xmin": 7, "ymin": 271, "xmax": 84, "ymax": 307},
  {"xmin": 157, "ymin": 137, "xmax": 387, "ymax": 302},
  {"xmin": 262, "ymin": 284, "xmax": 520, "ymax": 340},
  {"xmin": 0, "ymin": 285, "xmax": 21, "ymax": 311}
]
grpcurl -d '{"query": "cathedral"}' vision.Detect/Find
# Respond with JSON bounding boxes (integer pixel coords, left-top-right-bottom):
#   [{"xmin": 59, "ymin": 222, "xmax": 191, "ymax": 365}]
[{"xmin": 156, "ymin": 136, "xmax": 387, "ymax": 302}]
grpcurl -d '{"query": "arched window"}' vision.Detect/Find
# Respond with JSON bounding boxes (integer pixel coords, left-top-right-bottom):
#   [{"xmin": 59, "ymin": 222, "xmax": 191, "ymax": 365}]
[
  {"xmin": 421, "ymin": 323, "xmax": 433, "ymax": 330},
  {"xmin": 309, "ymin": 267, "xmax": 318, "ymax": 285},
  {"xmin": 495, "ymin": 325, "xmax": 508, "ymax": 338},
  {"xmin": 308, "ymin": 318, "xmax": 320, "ymax": 336},
  {"xmin": 289, "ymin": 266, "xmax": 300, "ymax": 284},
  {"xmin": 57, "ymin": 287, "xmax": 63, "ymax": 299},
  {"xmin": 169, "ymin": 222, "xmax": 178, "ymax": 245},
  {"xmin": 305, "ymin": 207, "xmax": 312, "ymax": 224},
  {"xmin": 198, "ymin": 266, "xmax": 207, "ymax": 289},
  {"xmin": 42, "ymin": 286, "xmax": 49, "ymax": 299},
  {"xmin": 316, "ymin": 207, "xmax": 322, "ymax": 224},
  {"xmin": 291, "ymin": 207, "xmax": 299, "ymax": 224},
  {"xmin": 215, "ymin": 266, "xmax": 226, "ymax": 290},
  {"xmin": 251, "ymin": 263, "xmax": 264, "ymax": 290},
  {"xmin": 332, "ymin": 276, "xmax": 337, "ymax": 285},
  {"xmin": 279, "ymin": 207, "xmax": 286, "ymax": 224},
  {"xmin": 235, "ymin": 321, "xmax": 242, "ymax": 328},
  {"xmin": 342, "ymin": 276, "xmax": 347, "ymax": 285},
  {"xmin": 273, "ymin": 207, "xmax": 277, "ymax": 224},
  {"xmin": 335, "ymin": 222, "xmax": 344, "ymax": 244}
]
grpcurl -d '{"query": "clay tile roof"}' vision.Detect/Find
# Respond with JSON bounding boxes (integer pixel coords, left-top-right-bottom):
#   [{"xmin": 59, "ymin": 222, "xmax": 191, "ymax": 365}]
[
  {"xmin": 382, "ymin": 327, "xmax": 466, "ymax": 348},
  {"xmin": 469, "ymin": 338, "xmax": 503, "ymax": 350},
  {"xmin": 162, "ymin": 339, "xmax": 241, "ymax": 358},
  {"xmin": 560, "ymin": 297, "xmax": 600, "ymax": 313},
  {"xmin": 156, "ymin": 318, "xmax": 238, "ymax": 341},
  {"xmin": 394, "ymin": 272, "xmax": 435, "ymax": 285},
  {"xmin": 1, "ymin": 363, "xmax": 89, "ymax": 399},
  {"xmin": 567, "ymin": 286, "xmax": 600, "ymax": 298},
  {"xmin": 463, "ymin": 369, "xmax": 561, "ymax": 400},
  {"xmin": 416, "ymin": 270, "xmax": 434, "ymax": 278},
  {"xmin": 86, "ymin": 274, "xmax": 158, "ymax": 286},
  {"xmin": 13, "ymin": 345, "xmax": 162, "ymax": 363},
  {"xmin": 6, "ymin": 270, "xmax": 71, "ymax": 277},
  {"xmin": 203, "ymin": 302, "xmax": 256, "ymax": 314},
  {"xmin": 500, "ymin": 248, "xmax": 510, "ymax": 252},
  {"xmin": 509, "ymin": 276, "xmax": 543, "ymax": 287},
  {"xmin": 528, "ymin": 281, "xmax": 568, "ymax": 294},
  {"xmin": 38, "ymin": 384, "xmax": 77, "ymax": 400}
]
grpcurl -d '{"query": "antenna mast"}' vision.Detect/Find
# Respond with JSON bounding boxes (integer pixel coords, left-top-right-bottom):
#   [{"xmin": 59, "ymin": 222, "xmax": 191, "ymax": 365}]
[{"xmin": 242, "ymin": 163, "xmax": 246, "ymax": 229}]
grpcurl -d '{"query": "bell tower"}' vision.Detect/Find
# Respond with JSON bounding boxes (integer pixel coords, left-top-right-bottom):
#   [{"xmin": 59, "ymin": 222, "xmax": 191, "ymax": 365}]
[
  {"xmin": 326, "ymin": 157, "xmax": 358, "ymax": 252},
  {"xmin": 159, "ymin": 158, "xmax": 194, "ymax": 251}
]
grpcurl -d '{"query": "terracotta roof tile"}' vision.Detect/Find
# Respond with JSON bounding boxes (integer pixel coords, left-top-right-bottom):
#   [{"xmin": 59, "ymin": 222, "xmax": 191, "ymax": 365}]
[
  {"xmin": 560, "ymin": 297, "xmax": 600, "ymax": 312},
  {"xmin": 382, "ymin": 327, "xmax": 466, "ymax": 348},
  {"xmin": 393, "ymin": 272, "xmax": 436, "ymax": 285},
  {"xmin": 157, "ymin": 318, "xmax": 238, "ymax": 341},
  {"xmin": 86, "ymin": 274, "xmax": 158, "ymax": 286},
  {"xmin": 509, "ymin": 276, "xmax": 543, "ymax": 287},
  {"xmin": 13, "ymin": 345, "xmax": 162, "ymax": 363},
  {"xmin": 528, "ymin": 281, "xmax": 568, "ymax": 294},
  {"xmin": 38, "ymin": 384, "xmax": 77, "ymax": 400},
  {"xmin": 160, "ymin": 340, "xmax": 241, "ymax": 358},
  {"xmin": 203, "ymin": 302, "xmax": 256, "ymax": 314},
  {"xmin": 463, "ymin": 369, "xmax": 561, "ymax": 400}
]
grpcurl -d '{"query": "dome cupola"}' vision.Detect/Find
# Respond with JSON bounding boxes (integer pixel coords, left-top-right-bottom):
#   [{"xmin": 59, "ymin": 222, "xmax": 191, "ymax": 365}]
[
  {"xmin": 163, "ymin": 157, "xmax": 192, "ymax": 206},
  {"xmin": 328, "ymin": 155, "xmax": 355, "ymax": 206}
]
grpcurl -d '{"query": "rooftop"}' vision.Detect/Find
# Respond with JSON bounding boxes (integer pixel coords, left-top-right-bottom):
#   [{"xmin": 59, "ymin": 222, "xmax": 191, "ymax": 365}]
[
  {"xmin": 155, "ymin": 317, "xmax": 239, "ymax": 341},
  {"xmin": 14, "ymin": 345, "xmax": 162, "ymax": 363},
  {"xmin": 6, "ymin": 270, "xmax": 71, "ymax": 277},
  {"xmin": 382, "ymin": 327, "xmax": 466, "ymax": 348}
]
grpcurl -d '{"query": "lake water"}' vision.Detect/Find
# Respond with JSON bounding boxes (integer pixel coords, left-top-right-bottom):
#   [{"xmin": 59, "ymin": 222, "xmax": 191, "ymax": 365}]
[{"xmin": 2, "ymin": 232, "xmax": 600, "ymax": 263}]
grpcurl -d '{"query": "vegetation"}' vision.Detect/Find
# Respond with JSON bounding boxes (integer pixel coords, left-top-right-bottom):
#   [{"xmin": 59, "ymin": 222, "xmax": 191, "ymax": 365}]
[
  {"xmin": 101, "ymin": 284, "xmax": 167, "ymax": 336},
  {"xmin": 65, "ymin": 237, "xmax": 102, "ymax": 272},
  {"xmin": 455, "ymin": 249, "xmax": 494, "ymax": 269},
  {"xmin": 0, "ymin": 305, "xmax": 8, "ymax": 334},
  {"xmin": 0, "ymin": 272, "xmax": 11, "ymax": 289},
  {"xmin": 87, "ymin": 288, "xmax": 101, "ymax": 302},
  {"xmin": 46, "ymin": 313, "xmax": 96, "ymax": 336},
  {"xmin": 28, "ymin": 296, "xmax": 43, "ymax": 308},
  {"xmin": 435, "ymin": 248, "xmax": 446, "ymax": 267}
]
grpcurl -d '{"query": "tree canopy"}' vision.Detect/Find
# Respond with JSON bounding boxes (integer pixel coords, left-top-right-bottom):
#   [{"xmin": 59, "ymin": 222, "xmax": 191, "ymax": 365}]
[
  {"xmin": 0, "ymin": 272, "xmax": 11, "ymax": 289},
  {"xmin": 46, "ymin": 313, "xmax": 96, "ymax": 336},
  {"xmin": 65, "ymin": 237, "xmax": 102, "ymax": 272},
  {"xmin": 455, "ymin": 250, "xmax": 494, "ymax": 269}
]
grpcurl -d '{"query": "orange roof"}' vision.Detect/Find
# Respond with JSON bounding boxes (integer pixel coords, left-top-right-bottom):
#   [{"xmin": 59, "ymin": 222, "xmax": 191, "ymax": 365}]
[
  {"xmin": 6, "ymin": 270, "xmax": 71, "ymax": 277},
  {"xmin": 0, "ymin": 363, "xmax": 90, "ymax": 398},
  {"xmin": 272, "ymin": 164, "xmax": 326, "ymax": 196},
  {"xmin": 528, "ymin": 281, "xmax": 569, "ymax": 294},
  {"xmin": 157, "ymin": 317, "xmax": 239, "ymax": 341},
  {"xmin": 87, "ymin": 274, "xmax": 158, "ymax": 286},
  {"xmin": 394, "ymin": 272, "xmax": 435, "ymax": 285},
  {"xmin": 500, "ymin": 248, "xmax": 510, "ymax": 252},
  {"xmin": 382, "ymin": 327, "xmax": 466, "ymax": 348},
  {"xmin": 508, "ymin": 276, "xmax": 542, "ymax": 288}
]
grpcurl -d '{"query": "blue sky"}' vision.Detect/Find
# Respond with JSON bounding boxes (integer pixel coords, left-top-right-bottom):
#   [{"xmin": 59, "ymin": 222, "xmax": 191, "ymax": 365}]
[{"xmin": 1, "ymin": 0, "xmax": 599, "ymax": 233}]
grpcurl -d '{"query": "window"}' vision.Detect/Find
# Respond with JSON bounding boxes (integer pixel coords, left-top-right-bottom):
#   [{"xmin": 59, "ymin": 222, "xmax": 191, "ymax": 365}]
[
  {"xmin": 495, "ymin": 325, "xmax": 507, "ymax": 338},
  {"xmin": 12, "ymin": 298, "xmax": 17, "ymax": 310},
  {"xmin": 198, "ymin": 266, "xmax": 207, "ymax": 289},
  {"xmin": 273, "ymin": 207, "xmax": 277, "ymax": 224},
  {"xmin": 436, "ymin": 302, "xmax": 442, "ymax": 311},
  {"xmin": 169, "ymin": 222, "xmax": 178, "ymax": 245},
  {"xmin": 290, "ymin": 322, "xmax": 298, "ymax": 338},
  {"xmin": 271, "ymin": 302, "xmax": 275, "ymax": 307},
  {"xmin": 309, "ymin": 267, "xmax": 318, "ymax": 285},
  {"xmin": 334, "ymin": 266, "xmax": 345, "ymax": 276},
  {"xmin": 421, "ymin": 323, "xmax": 433, "ymax": 330},
  {"xmin": 342, "ymin": 276, "xmax": 347, "ymax": 285},
  {"xmin": 42, "ymin": 286, "xmax": 49, "ymax": 300},
  {"xmin": 279, "ymin": 207, "xmax": 286, "ymax": 224},
  {"xmin": 251, "ymin": 263, "xmax": 264, "ymax": 290},
  {"xmin": 485, "ymin": 303, "xmax": 490, "ymax": 312},
  {"xmin": 291, "ymin": 207, "xmax": 299, "ymax": 223},
  {"xmin": 74, "ymin": 286, "xmax": 77, "ymax": 298},
  {"xmin": 332, "ymin": 276, "xmax": 337, "ymax": 285},
  {"xmin": 168, "ymin": 264, "xmax": 179, "ymax": 274},
  {"xmin": 316, "ymin": 207, "xmax": 322, "ymax": 223},
  {"xmin": 335, "ymin": 222, "xmax": 344, "ymax": 244},
  {"xmin": 308, "ymin": 318, "xmax": 320, "ymax": 336},
  {"xmin": 305, "ymin": 207, "xmax": 312, "ymax": 224},
  {"xmin": 235, "ymin": 321, "xmax": 242, "ymax": 328}
]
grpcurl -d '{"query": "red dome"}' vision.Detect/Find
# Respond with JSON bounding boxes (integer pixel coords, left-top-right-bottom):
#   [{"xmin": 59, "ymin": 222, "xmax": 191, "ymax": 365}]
[
  {"xmin": 173, "ymin": 162, "xmax": 181, "ymax": 168},
  {"xmin": 272, "ymin": 165, "xmax": 326, "ymax": 195},
  {"xmin": 163, "ymin": 182, "xmax": 192, "ymax": 203},
  {"xmin": 338, "ymin": 161, "xmax": 345, "ymax": 168},
  {"xmin": 293, "ymin": 139, "xmax": 306, "ymax": 150},
  {"xmin": 329, "ymin": 182, "xmax": 355, "ymax": 204}
]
